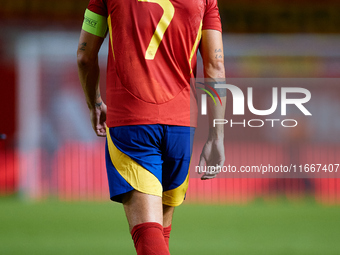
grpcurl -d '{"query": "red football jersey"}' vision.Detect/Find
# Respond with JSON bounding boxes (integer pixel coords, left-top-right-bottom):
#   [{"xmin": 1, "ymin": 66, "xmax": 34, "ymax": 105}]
[{"xmin": 87, "ymin": 0, "xmax": 222, "ymax": 127}]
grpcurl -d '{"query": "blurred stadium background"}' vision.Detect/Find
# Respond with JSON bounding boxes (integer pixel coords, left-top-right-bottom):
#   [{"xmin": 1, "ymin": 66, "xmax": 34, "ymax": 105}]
[{"xmin": 1, "ymin": 0, "xmax": 340, "ymax": 254}]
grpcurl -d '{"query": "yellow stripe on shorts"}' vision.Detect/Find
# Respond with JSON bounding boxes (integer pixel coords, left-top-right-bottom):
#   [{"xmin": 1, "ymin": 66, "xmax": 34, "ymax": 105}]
[
  {"xmin": 162, "ymin": 171, "xmax": 190, "ymax": 207},
  {"xmin": 106, "ymin": 128, "xmax": 162, "ymax": 197}
]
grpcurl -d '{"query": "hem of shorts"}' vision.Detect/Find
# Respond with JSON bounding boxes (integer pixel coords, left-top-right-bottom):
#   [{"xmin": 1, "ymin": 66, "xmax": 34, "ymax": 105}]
[
  {"xmin": 110, "ymin": 188, "xmax": 163, "ymax": 203},
  {"xmin": 110, "ymin": 192, "xmax": 186, "ymax": 207},
  {"xmin": 109, "ymin": 188, "xmax": 134, "ymax": 203},
  {"xmin": 162, "ymin": 198, "xmax": 185, "ymax": 207},
  {"xmin": 162, "ymin": 192, "xmax": 187, "ymax": 207}
]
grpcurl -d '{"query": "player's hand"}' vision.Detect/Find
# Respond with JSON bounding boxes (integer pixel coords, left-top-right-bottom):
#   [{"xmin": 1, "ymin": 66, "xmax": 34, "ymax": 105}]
[
  {"xmin": 90, "ymin": 102, "xmax": 107, "ymax": 137},
  {"xmin": 198, "ymin": 138, "xmax": 225, "ymax": 180}
]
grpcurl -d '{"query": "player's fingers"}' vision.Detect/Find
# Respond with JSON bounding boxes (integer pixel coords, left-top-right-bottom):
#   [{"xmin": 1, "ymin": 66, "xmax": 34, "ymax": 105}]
[
  {"xmin": 215, "ymin": 159, "xmax": 224, "ymax": 169},
  {"xmin": 201, "ymin": 162, "xmax": 223, "ymax": 180},
  {"xmin": 201, "ymin": 172, "xmax": 218, "ymax": 180},
  {"xmin": 96, "ymin": 131, "xmax": 106, "ymax": 137},
  {"xmin": 198, "ymin": 156, "xmax": 206, "ymax": 174},
  {"xmin": 201, "ymin": 166, "xmax": 216, "ymax": 179},
  {"xmin": 96, "ymin": 126, "xmax": 107, "ymax": 137}
]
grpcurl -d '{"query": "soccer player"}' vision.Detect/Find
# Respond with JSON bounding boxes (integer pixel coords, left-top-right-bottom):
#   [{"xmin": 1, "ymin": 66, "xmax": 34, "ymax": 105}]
[{"xmin": 77, "ymin": 0, "xmax": 226, "ymax": 254}]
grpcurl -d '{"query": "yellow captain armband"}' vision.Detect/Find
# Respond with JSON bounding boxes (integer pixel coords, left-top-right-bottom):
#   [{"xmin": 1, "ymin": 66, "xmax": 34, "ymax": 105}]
[{"xmin": 82, "ymin": 9, "xmax": 108, "ymax": 38}]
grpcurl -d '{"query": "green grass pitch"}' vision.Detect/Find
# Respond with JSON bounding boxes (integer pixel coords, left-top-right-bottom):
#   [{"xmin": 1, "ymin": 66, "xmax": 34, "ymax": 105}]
[{"xmin": 0, "ymin": 198, "xmax": 340, "ymax": 255}]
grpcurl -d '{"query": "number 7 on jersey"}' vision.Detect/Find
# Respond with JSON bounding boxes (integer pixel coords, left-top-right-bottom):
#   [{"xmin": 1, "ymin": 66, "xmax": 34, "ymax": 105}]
[{"xmin": 138, "ymin": 0, "xmax": 175, "ymax": 60}]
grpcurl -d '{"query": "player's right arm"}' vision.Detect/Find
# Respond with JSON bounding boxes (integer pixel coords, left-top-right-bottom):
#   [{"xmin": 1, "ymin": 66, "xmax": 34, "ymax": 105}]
[
  {"xmin": 77, "ymin": 9, "xmax": 107, "ymax": 137},
  {"xmin": 198, "ymin": 29, "xmax": 226, "ymax": 180}
]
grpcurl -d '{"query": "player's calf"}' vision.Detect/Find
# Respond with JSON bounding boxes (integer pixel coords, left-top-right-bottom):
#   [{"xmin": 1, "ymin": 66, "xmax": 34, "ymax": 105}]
[{"xmin": 131, "ymin": 222, "xmax": 170, "ymax": 255}]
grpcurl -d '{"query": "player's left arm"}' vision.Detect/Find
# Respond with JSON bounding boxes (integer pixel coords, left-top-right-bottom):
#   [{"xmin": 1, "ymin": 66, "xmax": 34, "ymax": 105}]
[
  {"xmin": 77, "ymin": 4, "xmax": 109, "ymax": 138},
  {"xmin": 198, "ymin": 29, "xmax": 226, "ymax": 180},
  {"xmin": 77, "ymin": 29, "xmax": 106, "ymax": 137}
]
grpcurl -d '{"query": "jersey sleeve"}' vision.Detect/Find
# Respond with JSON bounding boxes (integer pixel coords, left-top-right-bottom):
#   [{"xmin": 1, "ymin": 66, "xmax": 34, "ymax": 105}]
[
  {"xmin": 202, "ymin": 0, "xmax": 222, "ymax": 32},
  {"xmin": 87, "ymin": 0, "xmax": 108, "ymax": 17}
]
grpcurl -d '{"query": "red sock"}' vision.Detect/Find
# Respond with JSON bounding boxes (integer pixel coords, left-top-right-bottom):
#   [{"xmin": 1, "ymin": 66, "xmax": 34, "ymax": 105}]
[
  {"xmin": 163, "ymin": 224, "xmax": 172, "ymax": 249},
  {"xmin": 131, "ymin": 222, "xmax": 170, "ymax": 255}
]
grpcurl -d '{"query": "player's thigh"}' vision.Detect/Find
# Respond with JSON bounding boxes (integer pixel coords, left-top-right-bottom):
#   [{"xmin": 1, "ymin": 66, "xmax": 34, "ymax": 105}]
[{"xmin": 123, "ymin": 190, "xmax": 163, "ymax": 231}]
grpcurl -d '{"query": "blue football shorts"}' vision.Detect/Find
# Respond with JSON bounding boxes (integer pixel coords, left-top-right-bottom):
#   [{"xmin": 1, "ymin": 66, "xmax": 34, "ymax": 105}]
[{"xmin": 105, "ymin": 124, "xmax": 195, "ymax": 206}]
